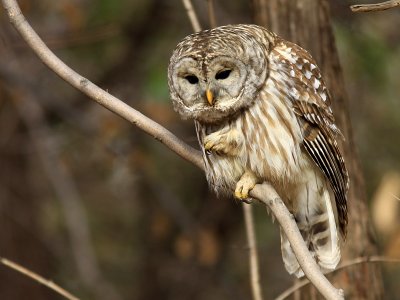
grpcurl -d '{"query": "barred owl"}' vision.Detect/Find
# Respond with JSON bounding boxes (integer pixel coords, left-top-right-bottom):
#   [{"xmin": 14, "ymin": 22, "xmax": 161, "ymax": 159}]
[{"xmin": 168, "ymin": 24, "xmax": 348, "ymax": 277}]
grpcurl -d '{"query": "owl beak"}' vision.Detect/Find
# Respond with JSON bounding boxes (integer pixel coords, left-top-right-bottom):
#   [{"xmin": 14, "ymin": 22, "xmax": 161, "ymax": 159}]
[{"xmin": 206, "ymin": 89, "xmax": 214, "ymax": 105}]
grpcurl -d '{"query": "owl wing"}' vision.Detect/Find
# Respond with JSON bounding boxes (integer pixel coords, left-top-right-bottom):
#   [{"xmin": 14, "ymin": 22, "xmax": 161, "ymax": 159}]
[
  {"xmin": 293, "ymin": 100, "xmax": 349, "ymax": 238},
  {"xmin": 272, "ymin": 40, "xmax": 349, "ymax": 237}
]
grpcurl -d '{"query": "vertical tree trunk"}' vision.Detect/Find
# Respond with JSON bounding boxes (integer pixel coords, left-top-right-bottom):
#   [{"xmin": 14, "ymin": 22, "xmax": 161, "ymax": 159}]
[{"xmin": 252, "ymin": 0, "xmax": 383, "ymax": 298}]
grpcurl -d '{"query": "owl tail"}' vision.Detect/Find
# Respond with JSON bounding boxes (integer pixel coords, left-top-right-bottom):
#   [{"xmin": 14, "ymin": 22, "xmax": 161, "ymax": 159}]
[{"xmin": 280, "ymin": 186, "xmax": 340, "ymax": 278}]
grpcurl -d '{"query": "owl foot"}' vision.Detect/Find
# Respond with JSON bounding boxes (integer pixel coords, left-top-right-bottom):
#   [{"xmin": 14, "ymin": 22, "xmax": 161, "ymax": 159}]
[
  {"xmin": 234, "ymin": 170, "xmax": 258, "ymax": 202},
  {"xmin": 203, "ymin": 129, "xmax": 241, "ymax": 156}
]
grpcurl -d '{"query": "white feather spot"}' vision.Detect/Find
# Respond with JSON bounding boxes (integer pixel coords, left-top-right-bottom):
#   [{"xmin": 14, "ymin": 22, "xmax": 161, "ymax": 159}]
[
  {"xmin": 321, "ymin": 92, "xmax": 327, "ymax": 101},
  {"xmin": 288, "ymin": 55, "xmax": 297, "ymax": 64},
  {"xmin": 313, "ymin": 78, "xmax": 320, "ymax": 89},
  {"xmin": 290, "ymin": 69, "xmax": 295, "ymax": 77},
  {"xmin": 310, "ymin": 64, "xmax": 317, "ymax": 70},
  {"xmin": 291, "ymin": 87, "xmax": 300, "ymax": 100},
  {"xmin": 296, "ymin": 62, "xmax": 303, "ymax": 70},
  {"xmin": 305, "ymin": 70, "xmax": 312, "ymax": 79}
]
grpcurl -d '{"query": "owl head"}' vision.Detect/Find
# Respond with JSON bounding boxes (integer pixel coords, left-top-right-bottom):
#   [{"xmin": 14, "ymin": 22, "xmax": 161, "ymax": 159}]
[{"xmin": 168, "ymin": 24, "xmax": 275, "ymax": 124}]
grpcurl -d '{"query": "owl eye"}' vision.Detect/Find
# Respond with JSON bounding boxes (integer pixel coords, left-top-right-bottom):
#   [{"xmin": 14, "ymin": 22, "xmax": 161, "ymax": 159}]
[
  {"xmin": 185, "ymin": 75, "xmax": 199, "ymax": 84},
  {"xmin": 215, "ymin": 69, "xmax": 231, "ymax": 80}
]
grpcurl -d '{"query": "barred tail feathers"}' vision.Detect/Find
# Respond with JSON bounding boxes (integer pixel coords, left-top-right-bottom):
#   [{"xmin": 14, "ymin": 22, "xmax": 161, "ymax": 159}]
[{"xmin": 280, "ymin": 175, "xmax": 340, "ymax": 277}]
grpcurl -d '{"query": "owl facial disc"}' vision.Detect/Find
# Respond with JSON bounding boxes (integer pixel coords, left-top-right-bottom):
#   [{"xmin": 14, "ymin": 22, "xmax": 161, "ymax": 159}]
[{"xmin": 168, "ymin": 25, "xmax": 270, "ymax": 124}]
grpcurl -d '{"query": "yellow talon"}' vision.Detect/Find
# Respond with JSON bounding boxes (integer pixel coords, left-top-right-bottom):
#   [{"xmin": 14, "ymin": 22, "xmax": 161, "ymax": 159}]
[
  {"xmin": 235, "ymin": 189, "xmax": 248, "ymax": 199},
  {"xmin": 234, "ymin": 170, "xmax": 258, "ymax": 201}
]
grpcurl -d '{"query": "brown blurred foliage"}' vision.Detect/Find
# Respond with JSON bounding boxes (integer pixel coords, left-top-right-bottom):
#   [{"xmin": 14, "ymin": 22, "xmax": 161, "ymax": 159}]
[{"xmin": 0, "ymin": 0, "xmax": 399, "ymax": 299}]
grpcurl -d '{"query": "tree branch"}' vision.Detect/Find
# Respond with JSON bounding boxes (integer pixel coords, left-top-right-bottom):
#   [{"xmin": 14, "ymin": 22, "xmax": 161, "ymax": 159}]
[
  {"xmin": 243, "ymin": 204, "xmax": 263, "ymax": 300},
  {"xmin": 1, "ymin": 0, "xmax": 203, "ymax": 171},
  {"xmin": 1, "ymin": 257, "xmax": 79, "ymax": 300},
  {"xmin": 181, "ymin": 0, "xmax": 202, "ymax": 32},
  {"xmin": 1, "ymin": 1, "xmax": 343, "ymax": 299},
  {"xmin": 207, "ymin": 0, "xmax": 217, "ymax": 29},
  {"xmin": 250, "ymin": 184, "xmax": 344, "ymax": 300},
  {"xmin": 275, "ymin": 256, "xmax": 400, "ymax": 300},
  {"xmin": 350, "ymin": 0, "xmax": 400, "ymax": 12}
]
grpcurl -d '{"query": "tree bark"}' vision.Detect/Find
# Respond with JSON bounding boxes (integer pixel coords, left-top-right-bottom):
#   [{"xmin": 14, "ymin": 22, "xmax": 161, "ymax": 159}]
[{"xmin": 252, "ymin": 0, "xmax": 384, "ymax": 299}]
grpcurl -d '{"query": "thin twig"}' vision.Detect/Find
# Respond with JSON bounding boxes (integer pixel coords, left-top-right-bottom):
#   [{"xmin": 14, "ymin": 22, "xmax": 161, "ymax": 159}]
[
  {"xmin": 183, "ymin": 0, "xmax": 263, "ymax": 298},
  {"xmin": 207, "ymin": 0, "xmax": 217, "ymax": 28},
  {"xmin": 1, "ymin": 0, "xmax": 203, "ymax": 171},
  {"xmin": 250, "ymin": 184, "xmax": 344, "ymax": 300},
  {"xmin": 181, "ymin": 0, "xmax": 201, "ymax": 32},
  {"xmin": 338, "ymin": 255, "xmax": 400, "ymax": 269},
  {"xmin": 275, "ymin": 256, "xmax": 400, "ymax": 300},
  {"xmin": 350, "ymin": 0, "xmax": 400, "ymax": 12},
  {"xmin": 183, "ymin": 2, "xmax": 261, "ymax": 298},
  {"xmin": 1, "ymin": 1, "xmax": 343, "ymax": 298},
  {"xmin": 1, "ymin": 257, "xmax": 79, "ymax": 300},
  {"xmin": 243, "ymin": 204, "xmax": 263, "ymax": 300}
]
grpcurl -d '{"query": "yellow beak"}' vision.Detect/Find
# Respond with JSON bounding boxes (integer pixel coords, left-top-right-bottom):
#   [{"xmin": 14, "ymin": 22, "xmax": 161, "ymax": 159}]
[{"xmin": 206, "ymin": 89, "xmax": 214, "ymax": 105}]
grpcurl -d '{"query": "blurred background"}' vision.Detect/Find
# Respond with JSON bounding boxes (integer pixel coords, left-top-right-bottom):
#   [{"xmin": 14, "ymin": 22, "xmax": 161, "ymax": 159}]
[{"xmin": 0, "ymin": 0, "xmax": 399, "ymax": 299}]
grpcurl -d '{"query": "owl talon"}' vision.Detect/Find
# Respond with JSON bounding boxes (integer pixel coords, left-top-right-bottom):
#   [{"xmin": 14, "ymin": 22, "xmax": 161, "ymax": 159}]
[
  {"xmin": 203, "ymin": 129, "xmax": 241, "ymax": 156},
  {"xmin": 204, "ymin": 141, "xmax": 214, "ymax": 151},
  {"xmin": 234, "ymin": 170, "xmax": 258, "ymax": 201},
  {"xmin": 242, "ymin": 198, "xmax": 253, "ymax": 204},
  {"xmin": 204, "ymin": 140, "xmax": 228, "ymax": 155}
]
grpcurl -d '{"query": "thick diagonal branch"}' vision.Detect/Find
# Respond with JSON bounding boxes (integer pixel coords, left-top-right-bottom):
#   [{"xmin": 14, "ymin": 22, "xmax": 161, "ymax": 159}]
[
  {"xmin": 1, "ymin": 1, "xmax": 343, "ymax": 299},
  {"xmin": 1, "ymin": 0, "xmax": 203, "ymax": 171},
  {"xmin": 250, "ymin": 184, "xmax": 344, "ymax": 300},
  {"xmin": 276, "ymin": 256, "xmax": 400, "ymax": 300}
]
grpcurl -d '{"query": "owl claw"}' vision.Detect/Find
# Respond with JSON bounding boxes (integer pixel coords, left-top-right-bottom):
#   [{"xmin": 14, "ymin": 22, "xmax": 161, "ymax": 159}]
[
  {"xmin": 234, "ymin": 184, "xmax": 253, "ymax": 200},
  {"xmin": 234, "ymin": 170, "xmax": 258, "ymax": 202},
  {"xmin": 203, "ymin": 129, "xmax": 241, "ymax": 156},
  {"xmin": 204, "ymin": 141, "xmax": 216, "ymax": 152},
  {"xmin": 204, "ymin": 139, "xmax": 228, "ymax": 155}
]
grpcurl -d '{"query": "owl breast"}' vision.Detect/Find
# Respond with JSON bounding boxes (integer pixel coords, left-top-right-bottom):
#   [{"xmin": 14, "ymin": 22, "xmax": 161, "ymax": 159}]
[{"xmin": 197, "ymin": 69, "xmax": 308, "ymax": 199}]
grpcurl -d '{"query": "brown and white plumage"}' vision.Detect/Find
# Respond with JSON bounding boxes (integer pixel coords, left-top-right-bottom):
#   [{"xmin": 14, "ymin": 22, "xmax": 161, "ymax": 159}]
[{"xmin": 168, "ymin": 24, "xmax": 349, "ymax": 277}]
